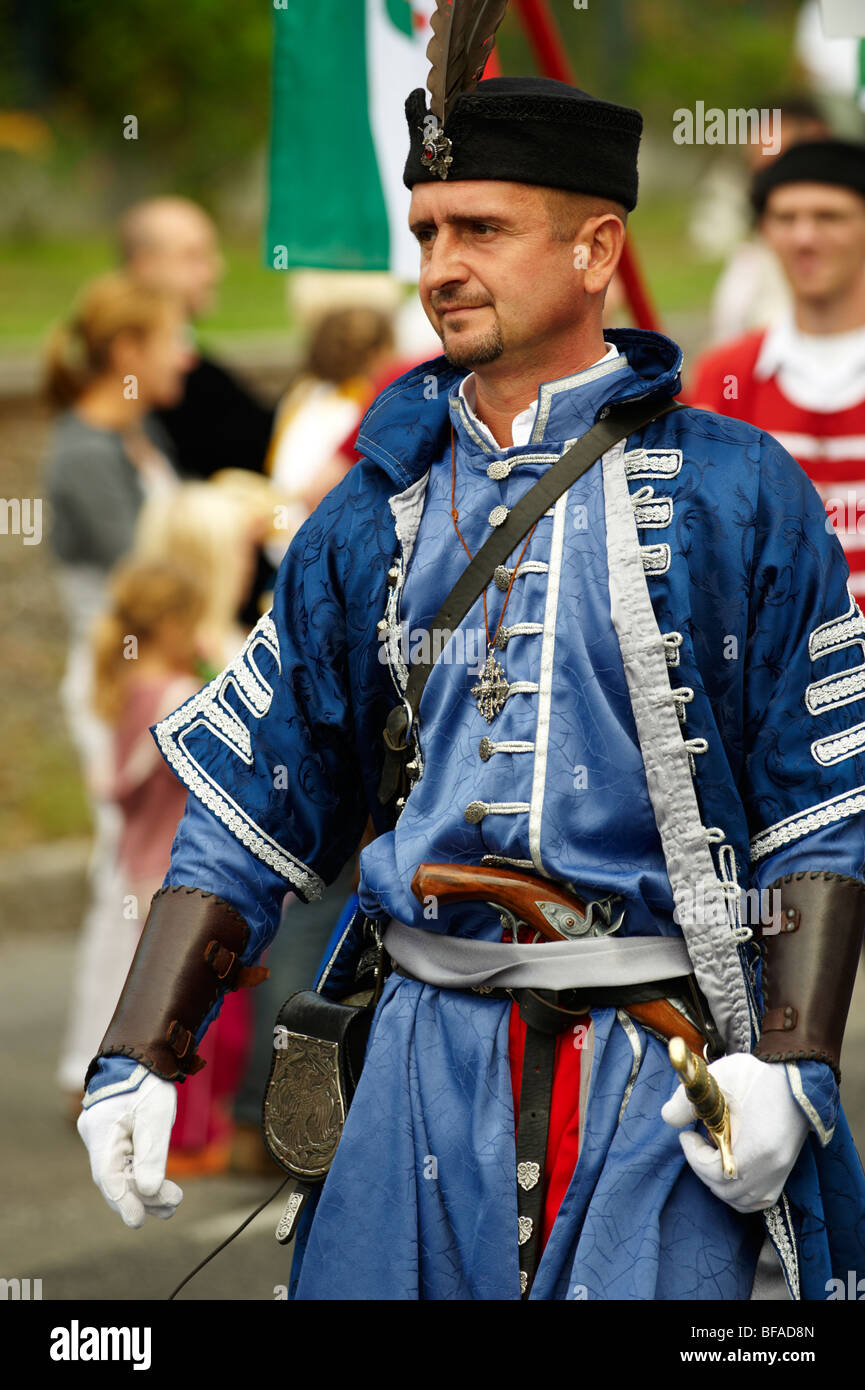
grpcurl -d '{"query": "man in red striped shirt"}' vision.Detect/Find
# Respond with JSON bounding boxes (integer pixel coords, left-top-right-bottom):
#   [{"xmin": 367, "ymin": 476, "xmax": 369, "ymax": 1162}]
[{"xmin": 689, "ymin": 140, "xmax": 865, "ymax": 602}]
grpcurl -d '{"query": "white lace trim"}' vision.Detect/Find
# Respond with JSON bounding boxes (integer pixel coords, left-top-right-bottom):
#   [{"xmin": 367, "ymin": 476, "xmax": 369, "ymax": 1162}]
[
  {"xmin": 484, "ymin": 740, "xmax": 535, "ymax": 756},
  {"xmin": 602, "ymin": 439, "xmax": 752, "ymax": 1054},
  {"xmin": 672, "ymin": 686, "xmax": 694, "ymax": 723},
  {"xmin": 640, "ymin": 543, "xmax": 670, "ymax": 575},
  {"xmin": 530, "ymin": 490, "xmax": 569, "ymax": 875},
  {"xmin": 805, "ymin": 664, "xmax": 865, "ymax": 714},
  {"xmin": 718, "ymin": 843, "xmax": 755, "ymax": 952},
  {"xmin": 808, "ymin": 593, "xmax": 865, "ymax": 660},
  {"xmin": 487, "ymin": 451, "xmax": 561, "ymax": 480},
  {"xmin": 82, "ymin": 1063, "xmax": 149, "ymax": 1108},
  {"xmin": 153, "ymin": 612, "xmax": 324, "ymax": 897},
  {"xmin": 631, "ymin": 485, "xmax": 674, "ymax": 530},
  {"xmin": 382, "ymin": 565, "xmax": 409, "ymax": 694},
  {"xmin": 786, "ymin": 1062, "xmax": 833, "ymax": 1148},
  {"xmin": 623, "ymin": 447, "xmax": 682, "ymax": 479},
  {"xmin": 763, "ymin": 1195, "xmax": 801, "ymax": 1301},
  {"xmin": 750, "ymin": 783, "xmax": 865, "ymax": 860},
  {"xmin": 480, "ymin": 854, "xmax": 535, "ymax": 869},
  {"xmin": 811, "ymin": 721, "xmax": 865, "ymax": 766}
]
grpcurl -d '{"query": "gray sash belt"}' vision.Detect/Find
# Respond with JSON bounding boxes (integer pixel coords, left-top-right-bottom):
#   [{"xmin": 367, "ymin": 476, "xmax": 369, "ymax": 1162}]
[{"xmin": 383, "ymin": 919, "xmax": 692, "ymax": 993}]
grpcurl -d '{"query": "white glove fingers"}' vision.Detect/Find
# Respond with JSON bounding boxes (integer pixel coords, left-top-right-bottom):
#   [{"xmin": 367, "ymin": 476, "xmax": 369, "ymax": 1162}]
[
  {"xmin": 660, "ymin": 1083, "xmax": 694, "ymax": 1129},
  {"xmin": 678, "ymin": 1128, "xmax": 723, "ymax": 1175},
  {"xmin": 141, "ymin": 1179, "xmax": 184, "ymax": 1218},
  {"xmin": 131, "ymin": 1082, "xmax": 176, "ymax": 1196},
  {"xmin": 114, "ymin": 1191, "xmax": 147, "ymax": 1229},
  {"xmin": 93, "ymin": 1118, "xmax": 135, "ymax": 1202}
]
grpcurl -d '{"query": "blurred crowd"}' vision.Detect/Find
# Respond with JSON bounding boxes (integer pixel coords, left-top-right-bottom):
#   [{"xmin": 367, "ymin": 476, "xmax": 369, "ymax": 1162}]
[
  {"xmin": 41, "ymin": 6, "xmax": 865, "ymax": 1175},
  {"xmin": 43, "ymin": 195, "xmax": 437, "ymax": 1174}
]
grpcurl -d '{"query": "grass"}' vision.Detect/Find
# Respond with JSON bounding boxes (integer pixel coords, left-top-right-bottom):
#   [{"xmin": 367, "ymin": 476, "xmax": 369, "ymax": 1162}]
[
  {"xmin": 0, "ymin": 236, "xmax": 295, "ymax": 352},
  {"xmin": 0, "ymin": 196, "xmax": 721, "ymax": 354}
]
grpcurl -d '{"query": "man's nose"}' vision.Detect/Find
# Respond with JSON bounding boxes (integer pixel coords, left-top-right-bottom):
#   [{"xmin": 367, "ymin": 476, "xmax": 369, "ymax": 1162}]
[
  {"xmin": 424, "ymin": 227, "xmax": 470, "ymax": 292},
  {"xmin": 788, "ymin": 217, "xmax": 820, "ymax": 247}
]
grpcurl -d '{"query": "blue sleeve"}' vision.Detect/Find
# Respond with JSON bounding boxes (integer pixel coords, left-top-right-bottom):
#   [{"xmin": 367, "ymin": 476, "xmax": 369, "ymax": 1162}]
[
  {"xmin": 742, "ymin": 437, "xmax": 865, "ymax": 865},
  {"xmin": 736, "ymin": 443, "xmax": 863, "ymax": 1137}
]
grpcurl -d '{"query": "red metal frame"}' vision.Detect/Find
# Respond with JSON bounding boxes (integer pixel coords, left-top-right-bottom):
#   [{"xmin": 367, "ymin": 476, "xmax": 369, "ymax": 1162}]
[{"xmin": 511, "ymin": 0, "xmax": 660, "ymax": 331}]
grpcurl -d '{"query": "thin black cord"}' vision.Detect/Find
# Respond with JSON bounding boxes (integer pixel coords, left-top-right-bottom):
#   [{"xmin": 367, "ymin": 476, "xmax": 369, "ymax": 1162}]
[{"xmin": 168, "ymin": 1174, "xmax": 291, "ymax": 1300}]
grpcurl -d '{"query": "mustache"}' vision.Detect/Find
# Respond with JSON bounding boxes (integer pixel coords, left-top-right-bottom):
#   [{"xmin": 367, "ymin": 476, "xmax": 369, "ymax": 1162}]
[{"xmin": 431, "ymin": 296, "xmax": 492, "ymax": 312}]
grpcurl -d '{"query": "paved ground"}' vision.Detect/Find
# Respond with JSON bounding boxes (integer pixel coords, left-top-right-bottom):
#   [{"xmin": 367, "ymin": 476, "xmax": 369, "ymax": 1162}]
[{"xmin": 0, "ymin": 930, "xmax": 295, "ymax": 1302}]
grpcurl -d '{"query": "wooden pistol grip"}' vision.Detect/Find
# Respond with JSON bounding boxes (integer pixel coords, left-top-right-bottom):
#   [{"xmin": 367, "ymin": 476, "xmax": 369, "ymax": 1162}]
[
  {"xmin": 410, "ymin": 862, "xmax": 585, "ymax": 941},
  {"xmin": 626, "ymin": 1001, "xmax": 705, "ymax": 1055}
]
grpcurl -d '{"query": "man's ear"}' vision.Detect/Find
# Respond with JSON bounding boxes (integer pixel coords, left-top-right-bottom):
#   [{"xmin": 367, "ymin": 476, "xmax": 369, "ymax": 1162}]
[{"xmin": 582, "ymin": 215, "xmax": 626, "ymax": 297}]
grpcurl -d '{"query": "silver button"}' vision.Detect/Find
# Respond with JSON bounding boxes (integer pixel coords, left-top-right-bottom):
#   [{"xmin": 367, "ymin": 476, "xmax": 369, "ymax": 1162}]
[
  {"xmin": 464, "ymin": 801, "xmax": 487, "ymax": 823},
  {"xmin": 488, "ymin": 505, "xmax": 508, "ymax": 527},
  {"xmin": 488, "ymin": 460, "xmax": 508, "ymax": 480},
  {"xmin": 494, "ymin": 565, "xmax": 511, "ymax": 591},
  {"xmin": 478, "ymin": 737, "xmax": 493, "ymax": 761},
  {"xmin": 495, "ymin": 627, "xmax": 509, "ymax": 650},
  {"xmin": 376, "ymin": 619, "xmax": 389, "ymax": 635}
]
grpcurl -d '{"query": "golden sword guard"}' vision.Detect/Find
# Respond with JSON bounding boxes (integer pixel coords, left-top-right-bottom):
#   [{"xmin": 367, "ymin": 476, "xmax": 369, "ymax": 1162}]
[{"xmin": 668, "ymin": 1036, "xmax": 737, "ymax": 1179}]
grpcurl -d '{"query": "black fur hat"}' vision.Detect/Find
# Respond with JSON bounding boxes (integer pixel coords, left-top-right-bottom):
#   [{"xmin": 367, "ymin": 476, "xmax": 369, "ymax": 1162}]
[{"xmin": 403, "ymin": 76, "xmax": 643, "ymax": 211}]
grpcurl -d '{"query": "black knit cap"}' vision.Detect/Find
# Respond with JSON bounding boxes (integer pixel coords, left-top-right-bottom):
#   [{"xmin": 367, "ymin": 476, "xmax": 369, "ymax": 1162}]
[
  {"xmin": 403, "ymin": 76, "xmax": 643, "ymax": 211},
  {"xmin": 751, "ymin": 138, "xmax": 865, "ymax": 216}
]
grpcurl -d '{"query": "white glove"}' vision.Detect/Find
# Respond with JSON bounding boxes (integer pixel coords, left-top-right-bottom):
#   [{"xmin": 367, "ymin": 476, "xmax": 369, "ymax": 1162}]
[
  {"xmin": 661, "ymin": 1053, "xmax": 809, "ymax": 1213},
  {"xmin": 77, "ymin": 1071, "xmax": 183, "ymax": 1228}
]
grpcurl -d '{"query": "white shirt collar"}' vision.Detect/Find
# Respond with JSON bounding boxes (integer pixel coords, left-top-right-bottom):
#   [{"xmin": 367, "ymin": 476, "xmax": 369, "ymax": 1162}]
[
  {"xmin": 458, "ymin": 343, "xmax": 619, "ymax": 449},
  {"xmin": 755, "ymin": 312, "xmax": 865, "ymax": 412}
]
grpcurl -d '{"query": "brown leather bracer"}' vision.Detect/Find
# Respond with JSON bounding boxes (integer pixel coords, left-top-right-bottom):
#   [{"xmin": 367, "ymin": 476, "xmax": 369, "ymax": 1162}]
[
  {"xmin": 753, "ymin": 870, "xmax": 865, "ymax": 1081},
  {"xmin": 84, "ymin": 885, "xmax": 268, "ymax": 1087}
]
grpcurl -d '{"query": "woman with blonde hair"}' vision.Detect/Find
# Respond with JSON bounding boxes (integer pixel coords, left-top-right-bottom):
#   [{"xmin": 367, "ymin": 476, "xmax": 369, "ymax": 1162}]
[
  {"xmin": 49, "ymin": 273, "xmax": 195, "ymax": 1101},
  {"xmin": 133, "ymin": 477, "xmax": 271, "ymax": 669},
  {"xmin": 44, "ymin": 270, "xmax": 194, "ymax": 777}
]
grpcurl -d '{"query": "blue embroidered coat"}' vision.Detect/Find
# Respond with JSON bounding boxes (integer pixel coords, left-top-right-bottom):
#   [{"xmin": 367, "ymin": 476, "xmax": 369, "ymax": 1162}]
[{"xmin": 88, "ymin": 329, "xmax": 865, "ymax": 1300}]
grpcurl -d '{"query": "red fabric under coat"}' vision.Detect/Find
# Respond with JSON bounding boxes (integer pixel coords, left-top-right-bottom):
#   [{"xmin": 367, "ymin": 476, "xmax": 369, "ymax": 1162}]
[{"xmin": 508, "ymin": 1001, "xmax": 590, "ymax": 1253}]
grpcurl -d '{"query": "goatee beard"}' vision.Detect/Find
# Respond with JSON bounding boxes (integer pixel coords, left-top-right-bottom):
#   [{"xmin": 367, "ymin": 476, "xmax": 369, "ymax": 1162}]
[{"xmin": 442, "ymin": 322, "xmax": 504, "ymax": 369}]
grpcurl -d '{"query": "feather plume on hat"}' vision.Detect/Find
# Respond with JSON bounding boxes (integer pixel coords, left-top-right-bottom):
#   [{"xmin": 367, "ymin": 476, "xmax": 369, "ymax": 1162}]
[{"xmin": 426, "ymin": 0, "xmax": 508, "ymax": 127}]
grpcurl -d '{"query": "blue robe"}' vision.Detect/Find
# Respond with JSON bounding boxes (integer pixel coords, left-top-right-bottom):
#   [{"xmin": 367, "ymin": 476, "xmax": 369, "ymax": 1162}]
[{"xmin": 88, "ymin": 328, "xmax": 865, "ymax": 1299}]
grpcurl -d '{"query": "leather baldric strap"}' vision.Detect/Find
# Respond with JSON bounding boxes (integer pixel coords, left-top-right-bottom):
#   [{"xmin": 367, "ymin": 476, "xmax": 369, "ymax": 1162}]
[
  {"xmin": 378, "ymin": 396, "xmax": 684, "ymax": 806},
  {"xmin": 514, "ymin": 1009, "xmax": 559, "ymax": 1300},
  {"xmin": 754, "ymin": 870, "xmax": 865, "ymax": 1081},
  {"xmin": 84, "ymin": 885, "xmax": 268, "ymax": 1087}
]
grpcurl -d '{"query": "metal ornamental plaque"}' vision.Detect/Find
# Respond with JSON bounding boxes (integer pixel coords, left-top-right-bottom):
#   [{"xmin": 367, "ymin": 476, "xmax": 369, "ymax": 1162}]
[{"xmin": 264, "ymin": 1031, "xmax": 346, "ymax": 1179}]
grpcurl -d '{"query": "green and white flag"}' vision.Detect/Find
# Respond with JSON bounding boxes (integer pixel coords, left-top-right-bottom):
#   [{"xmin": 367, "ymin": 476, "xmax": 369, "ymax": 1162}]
[{"xmin": 266, "ymin": 0, "xmax": 436, "ymax": 281}]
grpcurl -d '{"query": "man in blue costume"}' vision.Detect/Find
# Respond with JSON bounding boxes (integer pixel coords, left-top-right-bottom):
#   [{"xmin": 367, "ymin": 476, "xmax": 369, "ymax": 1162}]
[{"xmin": 78, "ymin": 76, "xmax": 865, "ymax": 1301}]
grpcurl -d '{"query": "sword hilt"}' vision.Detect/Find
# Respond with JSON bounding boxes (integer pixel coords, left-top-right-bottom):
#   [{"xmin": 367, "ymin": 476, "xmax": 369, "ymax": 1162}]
[{"xmin": 668, "ymin": 1036, "xmax": 737, "ymax": 1179}]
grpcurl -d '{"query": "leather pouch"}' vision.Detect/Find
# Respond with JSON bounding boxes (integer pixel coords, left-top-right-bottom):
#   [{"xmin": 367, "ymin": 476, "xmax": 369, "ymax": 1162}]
[
  {"xmin": 263, "ymin": 989, "xmax": 374, "ymax": 1180},
  {"xmin": 263, "ymin": 986, "xmax": 376, "ymax": 1245}
]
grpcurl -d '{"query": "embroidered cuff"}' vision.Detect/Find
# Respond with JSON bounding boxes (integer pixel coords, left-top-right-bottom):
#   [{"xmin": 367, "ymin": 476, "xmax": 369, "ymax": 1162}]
[
  {"xmin": 82, "ymin": 1057, "xmax": 149, "ymax": 1108},
  {"xmin": 785, "ymin": 1059, "xmax": 838, "ymax": 1147}
]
